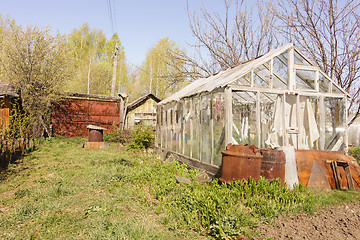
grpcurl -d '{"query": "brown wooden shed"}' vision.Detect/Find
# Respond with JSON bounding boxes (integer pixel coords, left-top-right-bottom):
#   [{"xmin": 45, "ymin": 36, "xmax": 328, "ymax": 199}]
[{"xmin": 0, "ymin": 82, "xmax": 19, "ymax": 128}]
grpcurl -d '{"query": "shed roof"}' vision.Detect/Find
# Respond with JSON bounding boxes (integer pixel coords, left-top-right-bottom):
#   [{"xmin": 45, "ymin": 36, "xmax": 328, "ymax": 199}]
[
  {"xmin": 159, "ymin": 43, "xmax": 349, "ymax": 105},
  {"xmin": 127, "ymin": 93, "xmax": 161, "ymax": 112},
  {"xmin": 0, "ymin": 82, "xmax": 19, "ymax": 98}
]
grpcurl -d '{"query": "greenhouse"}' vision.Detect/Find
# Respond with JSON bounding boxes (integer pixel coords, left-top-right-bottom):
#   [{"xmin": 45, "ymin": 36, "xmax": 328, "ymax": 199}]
[{"xmin": 156, "ymin": 43, "xmax": 350, "ymax": 167}]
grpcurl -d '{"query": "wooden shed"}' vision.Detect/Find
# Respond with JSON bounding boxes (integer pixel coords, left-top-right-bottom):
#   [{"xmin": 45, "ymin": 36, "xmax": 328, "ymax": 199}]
[
  {"xmin": 52, "ymin": 93, "xmax": 123, "ymax": 137},
  {"xmin": 124, "ymin": 93, "xmax": 160, "ymax": 129},
  {"xmin": 0, "ymin": 82, "xmax": 19, "ymax": 128}
]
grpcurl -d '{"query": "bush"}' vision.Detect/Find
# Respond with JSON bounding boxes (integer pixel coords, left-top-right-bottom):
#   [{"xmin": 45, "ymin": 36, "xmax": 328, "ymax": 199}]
[
  {"xmin": 349, "ymin": 146, "xmax": 360, "ymax": 165},
  {"xmin": 127, "ymin": 125, "xmax": 155, "ymax": 151}
]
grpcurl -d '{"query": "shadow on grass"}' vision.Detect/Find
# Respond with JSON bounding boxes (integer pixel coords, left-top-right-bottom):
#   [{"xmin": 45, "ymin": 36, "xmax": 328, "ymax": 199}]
[{"xmin": 0, "ymin": 145, "xmax": 37, "ymax": 182}]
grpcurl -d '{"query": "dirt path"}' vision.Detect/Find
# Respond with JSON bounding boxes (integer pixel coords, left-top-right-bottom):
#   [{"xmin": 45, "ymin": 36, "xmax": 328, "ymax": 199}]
[{"xmin": 256, "ymin": 201, "xmax": 360, "ymax": 240}]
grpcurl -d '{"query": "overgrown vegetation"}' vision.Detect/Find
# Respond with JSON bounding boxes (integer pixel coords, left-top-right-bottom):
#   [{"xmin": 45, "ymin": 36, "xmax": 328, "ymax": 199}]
[
  {"xmin": 0, "ymin": 101, "xmax": 35, "ymax": 170},
  {"xmin": 349, "ymin": 146, "xmax": 360, "ymax": 165},
  {"xmin": 127, "ymin": 125, "xmax": 155, "ymax": 151},
  {"xmin": 1, "ymin": 137, "xmax": 359, "ymax": 239}
]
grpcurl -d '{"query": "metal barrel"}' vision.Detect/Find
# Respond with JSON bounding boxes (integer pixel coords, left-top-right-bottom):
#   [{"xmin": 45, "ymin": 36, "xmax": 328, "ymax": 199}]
[
  {"xmin": 220, "ymin": 143, "xmax": 263, "ymax": 182},
  {"xmin": 260, "ymin": 149, "xmax": 286, "ymax": 185}
]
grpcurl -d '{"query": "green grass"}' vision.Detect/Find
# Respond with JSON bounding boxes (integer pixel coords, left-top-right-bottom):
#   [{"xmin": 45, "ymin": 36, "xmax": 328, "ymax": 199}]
[{"xmin": 0, "ymin": 136, "xmax": 359, "ymax": 239}]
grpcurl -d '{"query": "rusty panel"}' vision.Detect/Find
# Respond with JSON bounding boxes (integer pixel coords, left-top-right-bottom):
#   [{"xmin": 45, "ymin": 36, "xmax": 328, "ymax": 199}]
[
  {"xmin": 295, "ymin": 150, "xmax": 360, "ymax": 190},
  {"xmin": 220, "ymin": 144, "xmax": 262, "ymax": 182},
  {"xmin": 260, "ymin": 149, "xmax": 286, "ymax": 185},
  {"xmin": 52, "ymin": 98, "xmax": 120, "ymax": 137},
  {"xmin": 307, "ymin": 160, "xmax": 331, "ymax": 190},
  {"xmin": 0, "ymin": 108, "xmax": 9, "ymax": 128}
]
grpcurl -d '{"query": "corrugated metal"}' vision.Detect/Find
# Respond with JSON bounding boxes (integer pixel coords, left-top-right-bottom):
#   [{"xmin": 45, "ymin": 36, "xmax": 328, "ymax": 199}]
[{"xmin": 52, "ymin": 98, "xmax": 120, "ymax": 137}]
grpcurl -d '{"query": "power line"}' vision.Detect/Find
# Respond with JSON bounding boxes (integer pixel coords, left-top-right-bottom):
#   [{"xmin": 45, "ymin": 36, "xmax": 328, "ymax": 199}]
[
  {"xmin": 113, "ymin": 0, "xmax": 117, "ymax": 34},
  {"xmin": 106, "ymin": 0, "xmax": 114, "ymax": 34}
]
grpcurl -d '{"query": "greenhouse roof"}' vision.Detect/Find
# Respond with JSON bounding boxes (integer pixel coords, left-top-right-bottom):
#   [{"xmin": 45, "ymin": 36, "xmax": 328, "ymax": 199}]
[{"xmin": 159, "ymin": 43, "xmax": 349, "ymax": 105}]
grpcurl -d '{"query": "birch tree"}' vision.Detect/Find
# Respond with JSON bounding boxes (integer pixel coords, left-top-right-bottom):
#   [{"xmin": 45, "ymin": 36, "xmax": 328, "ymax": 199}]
[{"xmin": 139, "ymin": 38, "xmax": 187, "ymax": 99}]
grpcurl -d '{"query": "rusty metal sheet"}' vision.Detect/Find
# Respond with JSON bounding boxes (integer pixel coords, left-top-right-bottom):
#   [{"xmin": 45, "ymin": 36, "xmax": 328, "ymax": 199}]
[
  {"xmin": 307, "ymin": 160, "xmax": 331, "ymax": 190},
  {"xmin": 220, "ymin": 144, "xmax": 262, "ymax": 182},
  {"xmin": 295, "ymin": 150, "xmax": 360, "ymax": 190}
]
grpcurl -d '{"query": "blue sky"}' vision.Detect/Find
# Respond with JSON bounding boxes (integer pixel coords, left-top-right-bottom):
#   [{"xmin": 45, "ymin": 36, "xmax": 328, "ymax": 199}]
[{"xmin": 0, "ymin": 0, "xmax": 230, "ymax": 67}]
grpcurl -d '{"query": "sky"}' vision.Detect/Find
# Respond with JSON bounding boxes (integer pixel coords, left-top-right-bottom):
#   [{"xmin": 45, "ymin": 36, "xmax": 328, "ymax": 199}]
[{"xmin": 0, "ymin": 0, "xmax": 228, "ymax": 67}]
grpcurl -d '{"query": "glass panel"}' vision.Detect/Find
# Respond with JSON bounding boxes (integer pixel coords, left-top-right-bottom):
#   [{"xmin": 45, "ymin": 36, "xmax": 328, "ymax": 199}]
[
  {"xmin": 233, "ymin": 72, "xmax": 251, "ymax": 86},
  {"xmin": 254, "ymin": 61, "xmax": 270, "ymax": 88},
  {"xmin": 156, "ymin": 106, "xmax": 161, "ymax": 148},
  {"xmin": 192, "ymin": 97, "xmax": 200, "ymax": 160},
  {"xmin": 232, "ymin": 91, "xmax": 257, "ymax": 146},
  {"xmin": 170, "ymin": 106, "xmax": 177, "ymax": 151},
  {"xmin": 184, "ymin": 99, "xmax": 191, "ymax": 157},
  {"xmin": 273, "ymin": 74, "xmax": 287, "ymax": 89},
  {"xmin": 324, "ymin": 98, "xmax": 345, "ymax": 151},
  {"xmin": 260, "ymin": 93, "xmax": 281, "ymax": 148},
  {"xmin": 319, "ymin": 72, "xmax": 330, "ymax": 92},
  {"xmin": 294, "ymin": 50, "xmax": 311, "ymax": 65},
  {"xmin": 306, "ymin": 97, "xmax": 320, "ymax": 150},
  {"xmin": 201, "ymin": 95, "xmax": 211, "ymax": 163},
  {"xmin": 332, "ymin": 83, "xmax": 344, "ymax": 94},
  {"xmin": 212, "ymin": 92, "xmax": 225, "ymax": 166},
  {"xmin": 273, "ymin": 54, "xmax": 288, "ymax": 89},
  {"xmin": 273, "ymin": 54, "xmax": 288, "ymax": 81},
  {"xmin": 296, "ymin": 69, "xmax": 316, "ymax": 90},
  {"xmin": 161, "ymin": 106, "xmax": 166, "ymax": 148},
  {"xmin": 176, "ymin": 102, "xmax": 183, "ymax": 153}
]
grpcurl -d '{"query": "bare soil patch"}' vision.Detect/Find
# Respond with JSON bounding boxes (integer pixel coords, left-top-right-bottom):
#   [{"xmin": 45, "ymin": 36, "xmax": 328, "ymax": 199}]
[{"xmin": 256, "ymin": 201, "xmax": 360, "ymax": 240}]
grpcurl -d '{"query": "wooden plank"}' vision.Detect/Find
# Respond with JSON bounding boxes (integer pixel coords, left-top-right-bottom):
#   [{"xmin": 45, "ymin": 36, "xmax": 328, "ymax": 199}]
[
  {"xmin": 165, "ymin": 149, "xmax": 221, "ymax": 177},
  {"xmin": 344, "ymin": 165, "xmax": 355, "ymax": 190},
  {"xmin": 331, "ymin": 161, "xmax": 342, "ymax": 190}
]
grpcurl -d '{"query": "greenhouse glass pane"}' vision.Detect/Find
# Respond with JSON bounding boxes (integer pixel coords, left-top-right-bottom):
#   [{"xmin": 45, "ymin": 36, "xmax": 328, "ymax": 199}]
[
  {"xmin": 294, "ymin": 50, "xmax": 311, "ymax": 65},
  {"xmin": 192, "ymin": 97, "xmax": 200, "ymax": 160},
  {"xmin": 254, "ymin": 62, "xmax": 270, "ymax": 88},
  {"xmin": 233, "ymin": 72, "xmax": 251, "ymax": 86},
  {"xmin": 212, "ymin": 92, "xmax": 225, "ymax": 166},
  {"xmin": 319, "ymin": 72, "xmax": 330, "ymax": 92},
  {"xmin": 260, "ymin": 93, "xmax": 280, "ymax": 148},
  {"xmin": 296, "ymin": 69, "xmax": 315, "ymax": 90},
  {"xmin": 273, "ymin": 54, "xmax": 288, "ymax": 81},
  {"xmin": 332, "ymin": 83, "xmax": 343, "ymax": 94},
  {"xmin": 184, "ymin": 99, "xmax": 191, "ymax": 157},
  {"xmin": 201, "ymin": 95, "xmax": 211, "ymax": 163},
  {"xmin": 324, "ymin": 98, "xmax": 345, "ymax": 151},
  {"xmin": 232, "ymin": 91, "xmax": 257, "ymax": 146}
]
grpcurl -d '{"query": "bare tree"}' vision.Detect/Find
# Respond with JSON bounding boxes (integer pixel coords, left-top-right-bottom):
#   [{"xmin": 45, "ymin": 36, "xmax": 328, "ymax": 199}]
[
  {"xmin": 272, "ymin": 0, "xmax": 360, "ymax": 125},
  {"xmin": 185, "ymin": 0, "xmax": 277, "ymax": 77}
]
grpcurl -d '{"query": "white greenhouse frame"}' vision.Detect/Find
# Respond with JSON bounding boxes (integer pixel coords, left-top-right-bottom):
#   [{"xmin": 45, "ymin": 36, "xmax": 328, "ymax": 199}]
[{"xmin": 156, "ymin": 43, "xmax": 350, "ymax": 168}]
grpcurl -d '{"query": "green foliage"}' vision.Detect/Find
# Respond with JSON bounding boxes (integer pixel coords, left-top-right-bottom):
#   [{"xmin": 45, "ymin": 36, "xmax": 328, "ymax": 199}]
[
  {"xmin": 65, "ymin": 24, "xmax": 129, "ymax": 95},
  {"xmin": 139, "ymin": 37, "xmax": 188, "ymax": 99},
  {"xmin": 349, "ymin": 146, "xmax": 360, "ymax": 165},
  {"xmin": 2, "ymin": 137, "xmax": 359, "ymax": 240},
  {"xmin": 0, "ymin": 100, "xmax": 35, "ymax": 169},
  {"xmin": 127, "ymin": 125, "xmax": 155, "ymax": 151}
]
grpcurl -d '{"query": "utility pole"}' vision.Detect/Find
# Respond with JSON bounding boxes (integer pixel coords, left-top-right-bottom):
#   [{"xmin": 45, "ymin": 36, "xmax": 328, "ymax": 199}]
[
  {"xmin": 87, "ymin": 56, "xmax": 91, "ymax": 95},
  {"xmin": 111, "ymin": 43, "xmax": 119, "ymax": 97}
]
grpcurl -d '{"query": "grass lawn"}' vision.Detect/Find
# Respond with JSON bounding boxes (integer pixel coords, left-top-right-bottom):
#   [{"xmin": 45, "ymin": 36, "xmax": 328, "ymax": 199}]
[
  {"xmin": 0, "ymin": 137, "xmax": 206, "ymax": 239},
  {"xmin": 1, "ymin": 137, "xmax": 359, "ymax": 239}
]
